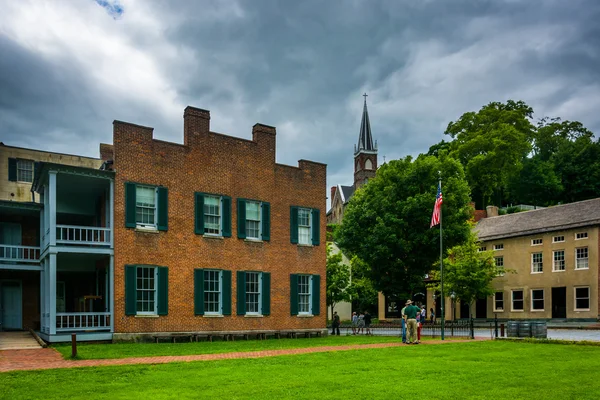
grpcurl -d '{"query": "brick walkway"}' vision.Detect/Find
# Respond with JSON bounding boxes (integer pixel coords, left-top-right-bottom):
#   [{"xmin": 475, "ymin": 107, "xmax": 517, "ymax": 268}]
[{"xmin": 0, "ymin": 339, "xmax": 485, "ymax": 373}]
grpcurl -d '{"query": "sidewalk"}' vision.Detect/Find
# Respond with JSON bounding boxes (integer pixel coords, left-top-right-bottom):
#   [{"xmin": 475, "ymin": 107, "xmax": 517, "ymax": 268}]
[{"xmin": 0, "ymin": 339, "xmax": 485, "ymax": 373}]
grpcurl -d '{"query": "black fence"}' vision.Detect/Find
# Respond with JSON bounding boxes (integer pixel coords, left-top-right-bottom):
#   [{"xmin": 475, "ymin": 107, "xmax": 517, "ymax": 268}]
[{"xmin": 328, "ymin": 319, "xmax": 476, "ymax": 339}]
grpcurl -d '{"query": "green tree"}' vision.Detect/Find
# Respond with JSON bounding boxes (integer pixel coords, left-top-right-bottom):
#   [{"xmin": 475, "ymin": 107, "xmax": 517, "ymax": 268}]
[
  {"xmin": 336, "ymin": 154, "xmax": 472, "ymax": 299},
  {"xmin": 445, "ymin": 100, "xmax": 535, "ymax": 208},
  {"xmin": 347, "ymin": 256, "xmax": 378, "ymax": 314},
  {"xmin": 507, "ymin": 157, "xmax": 563, "ymax": 206},
  {"xmin": 326, "ymin": 243, "xmax": 351, "ymax": 317},
  {"xmin": 432, "ymin": 229, "xmax": 500, "ymax": 318}
]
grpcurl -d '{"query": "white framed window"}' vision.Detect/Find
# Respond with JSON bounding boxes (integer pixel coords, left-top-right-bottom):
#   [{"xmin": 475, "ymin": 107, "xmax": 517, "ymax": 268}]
[
  {"xmin": 575, "ymin": 247, "xmax": 588, "ymax": 270},
  {"xmin": 574, "ymin": 287, "xmax": 590, "ymax": 311},
  {"xmin": 494, "ymin": 256, "xmax": 505, "ymax": 276},
  {"xmin": 204, "ymin": 195, "xmax": 221, "ymax": 235},
  {"xmin": 245, "ymin": 201, "xmax": 261, "ymax": 240},
  {"xmin": 136, "ymin": 266, "xmax": 157, "ymax": 315},
  {"xmin": 575, "ymin": 232, "xmax": 588, "ymax": 240},
  {"xmin": 553, "ymin": 250, "xmax": 565, "ymax": 272},
  {"xmin": 478, "ymin": 246, "xmax": 487, "ymax": 252},
  {"xmin": 298, "ymin": 275, "xmax": 312, "ymax": 314},
  {"xmin": 553, "ymin": 235, "xmax": 565, "ymax": 243},
  {"xmin": 298, "ymin": 208, "xmax": 311, "ymax": 245},
  {"xmin": 16, "ymin": 159, "xmax": 34, "ymax": 183},
  {"xmin": 245, "ymin": 271, "xmax": 262, "ymax": 314},
  {"xmin": 511, "ymin": 290, "xmax": 524, "ymax": 311},
  {"xmin": 531, "ymin": 252, "xmax": 543, "ymax": 273},
  {"xmin": 494, "ymin": 292, "xmax": 504, "ymax": 312},
  {"xmin": 136, "ymin": 185, "xmax": 157, "ymax": 228},
  {"xmin": 493, "ymin": 244, "xmax": 504, "ymax": 250},
  {"xmin": 531, "ymin": 238, "xmax": 543, "ymax": 246},
  {"xmin": 531, "ymin": 289, "xmax": 544, "ymax": 311},
  {"xmin": 365, "ymin": 159, "xmax": 373, "ymax": 170},
  {"xmin": 204, "ymin": 270, "xmax": 222, "ymax": 314}
]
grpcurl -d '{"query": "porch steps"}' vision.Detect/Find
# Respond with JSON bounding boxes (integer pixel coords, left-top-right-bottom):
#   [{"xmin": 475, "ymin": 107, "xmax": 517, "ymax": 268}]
[{"xmin": 0, "ymin": 331, "xmax": 42, "ymax": 350}]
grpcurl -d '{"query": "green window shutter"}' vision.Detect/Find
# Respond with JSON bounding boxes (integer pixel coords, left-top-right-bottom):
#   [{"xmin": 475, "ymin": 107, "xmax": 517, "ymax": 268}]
[
  {"xmin": 311, "ymin": 274, "xmax": 321, "ymax": 316},
  {"xmin": 194, "ymin": 269, "xmax": 205, "ymax": 315},
  {"xmin": 125, "ymin": 182, "xmax": 137, "ymax": 228},
  {"xmin": 290, "ymin": 206, "xmax": 299, "ymax": 244},
  {"xmin": 157, "ymin": 187, "xmax": 168, "ymax": 231},
  {"xmin": 8, "ymin": 158, "xmax": 17, "ymax": 182},
  {"xmin": 262, "ymin": 272, "xmax": 271, "ymax": 316},
  {"xmin": 222, "ymin": 270, "xmax": 232, "ymax": 315},
  {"xmin": 195, "ymin": 192, "xmax": 204, "ymax": 235},
  {"xmin": 125, "ymin": 265, "xmax": 137, "ymax": 315},
  {"xmin": 290, "ymin": 274, "xmax": 299, "ymax": 315},
  {"xmin": 236, "ymin": 271, "xmax": 246, "ymax": 316},
  {"xmin": 311, "ymin": 208, "xmax": 320, "ymax": 246},
  {"xmin": 222, "ymin": 196, "xmax": 232, "ymax": 237},
  {"xmin": 237, "ymin": 199, "xmax": 246, "ymax": 239},
  {"xmin": 157, "ymin": 266, "xmax": 169, "ymax": 315},
  {"xmin": 261, "ymin": 202, "xmax": 270, "ymax": 241}
]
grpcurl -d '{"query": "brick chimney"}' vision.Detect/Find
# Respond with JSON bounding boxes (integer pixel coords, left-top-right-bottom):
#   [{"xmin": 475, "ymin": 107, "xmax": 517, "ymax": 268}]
[
  {"xmin": 331, "ymin": 186, "xmax": 337, "ymax": 202},
  {"xmin": 486, "ymin": 205, "xmax": 499, "ymax": 217},
  {"xmin": 99, "ymin": 143, "xmax": 114, "ymax": 161},
  {"xmin": 184, "ymin": 106, "xmax": 210, "ymax": 145}
]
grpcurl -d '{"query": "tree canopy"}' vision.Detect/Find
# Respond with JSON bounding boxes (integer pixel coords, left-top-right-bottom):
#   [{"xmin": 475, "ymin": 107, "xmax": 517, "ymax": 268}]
[
  {"xmin": 335, "ymin": 154, "xmax": 472, "ymax": 298},
  {"xmin": 326, "ymin": 243, "xmax": 351, "ymax": 316}
]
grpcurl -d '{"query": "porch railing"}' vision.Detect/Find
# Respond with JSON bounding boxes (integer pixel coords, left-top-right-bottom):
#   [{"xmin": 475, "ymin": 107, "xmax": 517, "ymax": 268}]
[
  {"xmin": 0, "ymin": 244, "xmax": 40, "ymax": 263},
  {"xmin": 56, "ymin": 225, "xmax": 111, "ymax": 246},
  {"xmin": 56, "ymin": 312, "xmax": 111, "ymax": 332}
]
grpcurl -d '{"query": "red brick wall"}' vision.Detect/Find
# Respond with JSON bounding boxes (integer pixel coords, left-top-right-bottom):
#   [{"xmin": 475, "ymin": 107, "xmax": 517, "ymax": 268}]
[{"xmin": 112, "ymin": 107, "xmax": 327, "ymax": 333}]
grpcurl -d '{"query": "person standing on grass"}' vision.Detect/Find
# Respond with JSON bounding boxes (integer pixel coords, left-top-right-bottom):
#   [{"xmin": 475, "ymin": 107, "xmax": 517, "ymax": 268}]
[
  {"xmin": 357, "ymin": 312, "xmax": 365, "ymax": 334},
  {"xmin": 364, "ymin": 311, "xmax": 372, "ymax": 336},
  {"xmin": 416, "ymin": 307, "xmax": 422, "ymax": 342},
  {"xmin": 351, "ymin": 311, "xmax": 358, "ymax": 335},
  {"xmin": 401, "ymin": 303, "xmax": 408, "ymax": 343},
  {"xmin": 331, "ymin": 311, "xmax": 341, "ymax": 336},
  {"xmin": 430, "ymin": 308, "xmax": 435, "ymax": 324},
  {"xmin": 421, "ymin": 305, "xmax": 426, "ymax": 324},
  {"xmin": 403, "ymin": 300, "xmax": 420, "ymax": 344}
]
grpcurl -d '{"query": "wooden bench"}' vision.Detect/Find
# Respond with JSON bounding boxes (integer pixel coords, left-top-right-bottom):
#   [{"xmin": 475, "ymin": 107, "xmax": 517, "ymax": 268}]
[{"xmin": 152, "ymin": 334, "xmax": 194, "ymax": 343}]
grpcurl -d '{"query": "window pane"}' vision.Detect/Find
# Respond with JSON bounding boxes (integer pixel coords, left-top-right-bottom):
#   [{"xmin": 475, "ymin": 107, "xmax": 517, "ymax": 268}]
[
  {"xmin": 136, "ymin": 266, "xmax": 156, "ymax": 314},
  {"xmin": 17, "ymin": 160, "xmax": 34, "ymax": 183},
  {"xmin": 246, "ymin": 202, "xmax": 260, "ymax": 220},
  {"xmin": 204, "ymin": 270, "xmax": 221, "ymax": 313},
  {"xmin": 204, "ymin": 196, "xmax": 221, "ymax": 234}
]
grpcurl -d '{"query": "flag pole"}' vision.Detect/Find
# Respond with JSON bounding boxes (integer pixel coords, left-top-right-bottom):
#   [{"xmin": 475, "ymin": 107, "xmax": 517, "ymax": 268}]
[{"xmin": 439, "ymin": 171, "xmax": 445, "ymax": 341}]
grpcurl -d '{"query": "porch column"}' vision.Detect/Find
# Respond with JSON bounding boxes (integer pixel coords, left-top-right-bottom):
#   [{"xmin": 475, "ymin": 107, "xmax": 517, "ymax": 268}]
[
  {"xmin": 49, "ymin": 253, "xmax": 57, "ymax": 335},
  {"xmin": 39, "ymin": 189, "xmax": 45, "ymax": 249},
  {"xmin": 109, "ymin": 254, "xmax": 114, "ymax": 333},
  {"xmin": 109, "ymin": 179, "xmax": 114, "ymax": 248},
  {"xmin": 49, "ymin": 172, "xmax": 57, "ymax": 247},
  {"xmin": 40, "ymin": 258, "xmax": 45, "ymax": 332}
]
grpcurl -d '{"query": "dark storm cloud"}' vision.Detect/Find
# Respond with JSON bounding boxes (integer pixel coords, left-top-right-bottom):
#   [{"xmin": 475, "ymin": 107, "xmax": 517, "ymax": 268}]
[{"xmin": 1, "ymin": 0, "xmax": 599, "ymax": 207}]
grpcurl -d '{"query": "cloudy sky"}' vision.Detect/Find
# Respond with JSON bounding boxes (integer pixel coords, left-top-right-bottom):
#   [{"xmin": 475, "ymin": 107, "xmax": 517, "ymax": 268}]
[{"xmin": 1, "ymin": 0, "xmax": 599, "ymax": 208}]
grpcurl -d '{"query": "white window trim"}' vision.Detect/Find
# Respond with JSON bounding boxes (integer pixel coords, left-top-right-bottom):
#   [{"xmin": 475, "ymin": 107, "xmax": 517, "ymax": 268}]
[
  {"xmin": 530, "ymin": 289, "xmax": 545, "ymax": 312},
  {"xmin": 575, "ymin": 247, "xmax": 589, "ymax": 270},
  {"xmin": 204, "ymin": 270, "xmax": 223, "ymax": 315},
  {"xmin": 552, "ymin": 236, "xmax": 565, "ymax": 243},
  {"xmin": 203, "ymin": 195, "xmax": 223, "ymax": 237},
  {"xmin": 552, "ymin": 250, "xmax": 565, "ymax": 272},
  {"xmin": 245, "ymin": 271, "xmax": 262, "ymax": 315},
  {"xmin": 136, "ymin": 267, "xmax": 158, "ymax": 316},
  {"xmin": 136, "ymin": 185, "xmax": 158, "ymax": 230},
  {"xmin": 298, "ymin": 275, "xmax": 313, "ymax": 315},
  {"xmin": 478, "ymin": 247, "xmax": 487, "ymax": 252},
  {"xmin": 574, "ymin": 286, "xmax": 590, "ymax": 311},
  {"xmin": 531, "ymin": 253, "xmax": 543, "ymax": 274},
  {"xmin": 493, "ymin": 244, "xmax": 504, "ymax": 251},
  {"xmin": 493, "ymin": 292, "xmax": 504, "ymax": 312},
  {"xmin": 245, "ymin": 201, "xmax": 262, "ymax": 241},
  {"xmin": 297, "ymin": 208, "xmax": 312, "ymax": 246},
  {"xmin": 575, "ymin": 232, "xmax": 588, "ymax": 240},
  {"xmin": 511, "ymin": 289, "xmax": 524, "ymax": 312},
  {"xmin": 531, "ymin": 238, "xmax": 543, "ymax": 246},
  {"xmin": 16, "ymin": 159, "xmax": 34, "ymax": 183}
]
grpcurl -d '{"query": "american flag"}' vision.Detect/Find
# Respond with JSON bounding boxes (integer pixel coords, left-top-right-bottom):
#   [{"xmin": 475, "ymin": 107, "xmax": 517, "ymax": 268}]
[{"xmin": 430, "ymin": 183, "xmax": 443, "ymax": 228}]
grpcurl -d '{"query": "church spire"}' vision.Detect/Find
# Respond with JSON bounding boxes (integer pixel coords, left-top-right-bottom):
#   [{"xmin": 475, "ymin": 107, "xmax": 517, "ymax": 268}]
[{"xmin": 355, "ymin": 93, "xmax": 375, "ymax": 155}]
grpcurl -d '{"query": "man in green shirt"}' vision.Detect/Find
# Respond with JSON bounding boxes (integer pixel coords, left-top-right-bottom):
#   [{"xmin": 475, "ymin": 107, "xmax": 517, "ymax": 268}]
[{"xmin": 403, "ymin": 300, "xmax": 421, "ymax": 344}]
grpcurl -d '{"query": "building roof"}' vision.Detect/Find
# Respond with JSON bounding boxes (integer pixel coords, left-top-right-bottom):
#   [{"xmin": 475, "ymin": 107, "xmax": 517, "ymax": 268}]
[
  {"xmin": 476, "ymin": 197, "xmax": 600, "ymax": 241},
  {"xmin": 339, "ymin": 185, "xmax": 355, "ymax": 204},
  {"xmin": 355, "ymin": 96, "xmax": 375, "ymax": 154}
]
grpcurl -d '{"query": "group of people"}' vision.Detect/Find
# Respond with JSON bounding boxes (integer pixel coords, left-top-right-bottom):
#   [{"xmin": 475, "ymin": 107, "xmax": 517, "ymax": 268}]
[
  {"xmin": 330, "ymin": 310, "xmax": 372, "ymax": 336},
  {"xmin": 402, "ymin": 300, "xmax": 428, "ymax": 344}
]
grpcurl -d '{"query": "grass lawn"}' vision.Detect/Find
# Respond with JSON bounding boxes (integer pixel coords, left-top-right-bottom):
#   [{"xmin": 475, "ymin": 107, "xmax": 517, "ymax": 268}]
[
  {"xmin": 53, "ymin": 335, "xmax": 405, "ymax": 360},
  {"xmin": 3, "ymin": 341, "xmax": 600, "ymax": 399}
]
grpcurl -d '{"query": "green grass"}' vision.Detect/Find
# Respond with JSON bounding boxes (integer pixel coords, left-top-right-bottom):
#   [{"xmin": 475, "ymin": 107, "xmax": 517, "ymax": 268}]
[
  {"xmin": 53, "ymin": 335, "xmax": 403, "ymax": 360},
  {"xmin": 3, "ymin": 341, "xmax": 600, "ymax": 399}
]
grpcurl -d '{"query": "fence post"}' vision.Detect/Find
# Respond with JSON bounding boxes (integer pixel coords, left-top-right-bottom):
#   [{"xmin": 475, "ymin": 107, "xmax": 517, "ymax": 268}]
[
  {"xmin": 494, "ymin": 314, "xmax": 499, "ymax": 338},
  {"xmin": 470, "ymin": 317, "xmax": 475, "ymax": 339},
  {"xmin": 71, "ymin": 333, "xmax": 77, "ymax": 358}
]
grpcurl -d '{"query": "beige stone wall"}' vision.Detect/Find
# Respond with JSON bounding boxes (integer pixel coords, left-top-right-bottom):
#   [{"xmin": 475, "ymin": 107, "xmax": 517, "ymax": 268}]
[
  {"xmin": 0, "ymin": 144, "xmax": 102, "ymax": 202},
  {"xmin": 486, "ymin": 226, "xmax": 599, "ymax": 319}
]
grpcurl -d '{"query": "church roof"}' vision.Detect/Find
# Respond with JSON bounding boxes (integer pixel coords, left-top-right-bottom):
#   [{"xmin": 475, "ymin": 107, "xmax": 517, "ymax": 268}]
[
  {"xmin": 339, "ymin": 185, "xmax": 355, "ymax": 204},
  {"xmin": 355, "ymin": 95, "xmax": 375, "ymax": 154}
]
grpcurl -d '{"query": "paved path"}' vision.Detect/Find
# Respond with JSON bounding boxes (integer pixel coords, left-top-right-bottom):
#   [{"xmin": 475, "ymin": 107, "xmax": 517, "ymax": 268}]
[
  {"xmin": 0, "ymin": 339, "xmax": 484, "ymax": 373},
  {"xmin": 0, "ymin": 331, "xmax": 42, "ymax": 351}
]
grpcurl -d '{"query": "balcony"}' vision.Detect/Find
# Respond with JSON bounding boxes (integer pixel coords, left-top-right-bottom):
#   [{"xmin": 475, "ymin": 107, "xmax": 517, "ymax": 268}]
[
  {"xmin": 0, "ymin": 244, "xmax": 40, "ymax": 263},
  {"xmin": 56, "ymin": 225, "xmax": 111, "ymax": 246}
]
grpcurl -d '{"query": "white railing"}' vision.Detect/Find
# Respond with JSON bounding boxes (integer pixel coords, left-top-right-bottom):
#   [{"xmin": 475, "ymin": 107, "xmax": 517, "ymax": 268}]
[
  {"xmin": 56, "ymin": 312, "xmax": 111, "ymax": 332},
  {"xmin": 56, "ymin": 225, "xmax": 111, "ymax": 246},
  {"xmin": 0, "ymin": 245, "xmax": 40, "ymax": 263}
]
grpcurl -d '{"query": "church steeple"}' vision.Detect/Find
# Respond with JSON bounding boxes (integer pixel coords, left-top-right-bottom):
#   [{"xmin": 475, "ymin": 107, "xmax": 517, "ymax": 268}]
[{"xmin": 353, "ymin": 93, "xmax": 378, "ymax": 189}]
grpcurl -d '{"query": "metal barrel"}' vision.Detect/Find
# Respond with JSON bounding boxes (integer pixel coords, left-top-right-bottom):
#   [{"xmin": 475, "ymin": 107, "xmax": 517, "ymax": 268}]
[
  {"xmin": 507, "ymin": 321, "xmax": 519, "ymax": 337},
  {"xmin": 518, "ymin": 321, "xmax": 531, "ymax": 337},
  {"xmin": 530, "ymin": 321, "xmax": 548, "ymax": 339}
]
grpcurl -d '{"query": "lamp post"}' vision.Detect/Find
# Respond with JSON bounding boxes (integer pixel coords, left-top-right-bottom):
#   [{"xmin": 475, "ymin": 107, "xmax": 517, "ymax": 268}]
[
  {"xmin": 451, "ymin": 292, "xmax": 456, "ymax": 322},
  {"xmin": 432, "ymin": 293, "xmax": 436, "ymax": 324}
]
